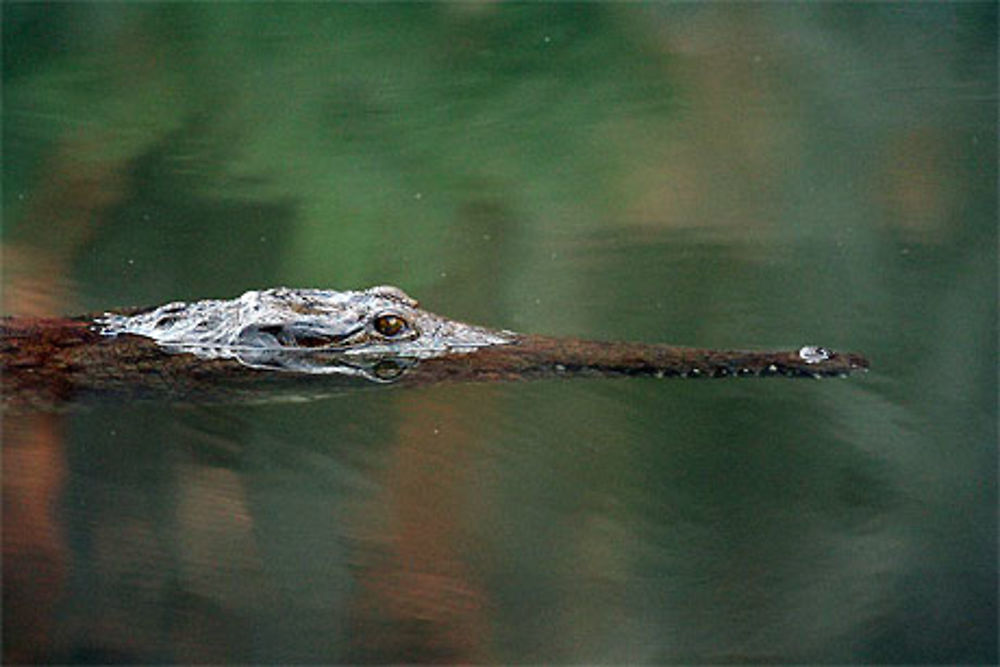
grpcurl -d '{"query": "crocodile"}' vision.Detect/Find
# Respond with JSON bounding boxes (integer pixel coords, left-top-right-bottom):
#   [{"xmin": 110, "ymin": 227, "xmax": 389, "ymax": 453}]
[
  {"xmin": 1, "ymin": 285, "xmax": 869, "ymax": 407},
  {"xmin": 96, "ymin": 285, "xmax": 515, "ymax": 381}
]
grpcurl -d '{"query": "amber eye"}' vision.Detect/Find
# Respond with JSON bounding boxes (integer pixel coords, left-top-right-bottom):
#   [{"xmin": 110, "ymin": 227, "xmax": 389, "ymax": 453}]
[{"xmin": 373, "ymin": 313, "xmax": 408, "ymax": 337}]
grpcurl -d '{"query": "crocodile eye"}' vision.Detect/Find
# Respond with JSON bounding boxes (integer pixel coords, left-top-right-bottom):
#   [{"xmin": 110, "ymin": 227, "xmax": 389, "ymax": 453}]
[{"xmin": 373, "ymin": 313, "xmax": 408, "ymax": 338}]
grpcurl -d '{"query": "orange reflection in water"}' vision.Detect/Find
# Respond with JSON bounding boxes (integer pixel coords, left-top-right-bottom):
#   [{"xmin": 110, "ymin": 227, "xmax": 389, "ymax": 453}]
[
  {"xmin": 2, "ymin": 415, "xmax": 68, "ymax": 663},
  {"xmin": 349, "ymin": 390, "xmax": 493, "ymax": 663},
  {"xmin": 2, "ymin": 130, "xmax": 127, "ymax": 662}
]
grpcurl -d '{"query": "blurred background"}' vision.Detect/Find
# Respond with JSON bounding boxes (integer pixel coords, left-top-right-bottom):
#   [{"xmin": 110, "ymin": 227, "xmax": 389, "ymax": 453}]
[{"xmin": 2, "ymin": 3, "xmax": 996, "ymax": 664}]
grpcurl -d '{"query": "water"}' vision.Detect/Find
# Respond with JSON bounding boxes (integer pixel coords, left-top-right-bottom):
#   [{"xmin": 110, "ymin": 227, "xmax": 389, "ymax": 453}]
[{"xmin": 3, "ymin": 4, "xmax": 996, "ymax": 663}]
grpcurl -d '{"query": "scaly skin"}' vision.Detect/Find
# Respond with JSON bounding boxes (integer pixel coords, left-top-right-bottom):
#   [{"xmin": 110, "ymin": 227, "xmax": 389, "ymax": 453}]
[
  {"xmin": 95, "ymin": 286, "xmax": 515, "ymax": 377},
  {"xmin": 1, "ymin": 286, "xmax": 869, "ymax": 408}
]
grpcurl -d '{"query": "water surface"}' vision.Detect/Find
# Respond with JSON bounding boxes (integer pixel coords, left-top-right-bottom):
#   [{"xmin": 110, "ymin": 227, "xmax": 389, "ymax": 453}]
[{"xmin": 3, "ymin": 4, "xmax": 996, "ymax": 663}]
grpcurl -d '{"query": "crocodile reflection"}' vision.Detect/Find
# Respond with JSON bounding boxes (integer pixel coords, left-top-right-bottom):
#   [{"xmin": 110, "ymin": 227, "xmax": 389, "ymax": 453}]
[
  {"xmin": 231, "ymin": 350, "xmax": 418, "ymax": 383},
  {"xmin": 98, "ymin": 286, "xmax": 514, "ymax": 380}
]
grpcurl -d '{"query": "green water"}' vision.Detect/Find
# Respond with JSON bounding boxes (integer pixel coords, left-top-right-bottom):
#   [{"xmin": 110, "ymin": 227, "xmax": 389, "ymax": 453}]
[{"xmin": 3, "ymin": 4, "xmax": 996, "ymax": 663}]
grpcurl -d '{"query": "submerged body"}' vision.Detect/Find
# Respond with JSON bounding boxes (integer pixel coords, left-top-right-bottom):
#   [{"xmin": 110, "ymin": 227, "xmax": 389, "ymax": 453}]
[{"xmin": 2, "ymin": 285, "xmax": 869, "ymax": 407}]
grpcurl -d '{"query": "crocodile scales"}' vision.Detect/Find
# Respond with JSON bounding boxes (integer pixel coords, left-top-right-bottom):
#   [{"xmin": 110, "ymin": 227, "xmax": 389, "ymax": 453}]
[
  {"xmin": 97, "ymin": 286, "xmax": 514, "ymax": 381},
  {"xmin": 2, "ymin": 285, "xmax": 870, "ymax": 407}
]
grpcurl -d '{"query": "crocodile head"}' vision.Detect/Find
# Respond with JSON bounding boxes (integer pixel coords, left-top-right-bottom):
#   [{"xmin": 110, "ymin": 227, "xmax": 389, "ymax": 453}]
[{"xmin": 98, "ymin": 286, "xmax": 516, "ymax": 380}]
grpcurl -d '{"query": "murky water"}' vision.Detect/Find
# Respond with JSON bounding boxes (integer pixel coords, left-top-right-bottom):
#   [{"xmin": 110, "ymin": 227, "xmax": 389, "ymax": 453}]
[{"xmin": 3, "ymin": 4, "xmax": 996, "ymax": 664}]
